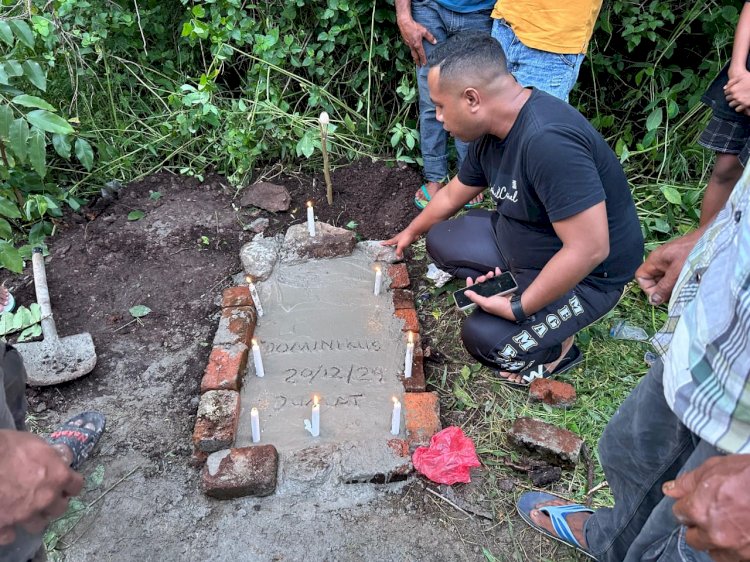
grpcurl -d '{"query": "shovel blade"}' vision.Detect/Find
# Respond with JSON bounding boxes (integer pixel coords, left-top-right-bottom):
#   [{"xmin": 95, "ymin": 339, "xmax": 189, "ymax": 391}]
[{"xmin": 16, "ymin": 333, "xmax": 97, "ymax": 386}]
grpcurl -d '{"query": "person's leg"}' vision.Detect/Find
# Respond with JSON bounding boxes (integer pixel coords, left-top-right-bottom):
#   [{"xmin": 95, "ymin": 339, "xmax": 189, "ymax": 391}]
[
  {"xmin": 413, "ymin": 0, "xmax": 449, "ymax": 202},
  {"xmin": 491, "ymin": 18, "xmax": 583, "ymax": 102}
]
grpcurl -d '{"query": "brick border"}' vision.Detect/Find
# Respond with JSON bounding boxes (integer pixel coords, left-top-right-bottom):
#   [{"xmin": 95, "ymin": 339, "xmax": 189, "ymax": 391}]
[{"xmin": 192, "ymin": 263, "xmax": 442, "ymax": 497}]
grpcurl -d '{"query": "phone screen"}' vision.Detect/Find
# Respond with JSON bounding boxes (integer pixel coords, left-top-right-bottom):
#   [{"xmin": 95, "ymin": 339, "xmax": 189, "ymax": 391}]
[{"xmin": 453, "ymin": 272, "xmax": 518, "ymax": 310}]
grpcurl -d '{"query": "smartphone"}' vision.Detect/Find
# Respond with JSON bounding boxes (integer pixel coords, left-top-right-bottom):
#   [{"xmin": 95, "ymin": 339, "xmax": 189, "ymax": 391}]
[{"xmin": 453, "ymin": 271, "xmax": 518, "ymax": 311}]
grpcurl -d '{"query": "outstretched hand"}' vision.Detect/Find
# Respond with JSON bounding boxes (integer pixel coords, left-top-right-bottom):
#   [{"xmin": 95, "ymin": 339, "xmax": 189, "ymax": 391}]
[
  {"xmin": 465, "ymin": 267, "xmax": 514, "ymax": 320},
  {"xmin": 0, "ymin": 430, "xmax": 82, "ymax": 545},
  {"xmin": 396, "ymin": 18, "xmax": 436, "ymax": 66},
  {"xmin": 663, "ymin": 454, "xmax": 750, "ymax": 561},
  {"xmin": 635, "ymin": 229, "xmax": 701, "ymax": 306},
  {"xmin": 381, "ymin": 229, "xmax": 419, "ymax": 260}
]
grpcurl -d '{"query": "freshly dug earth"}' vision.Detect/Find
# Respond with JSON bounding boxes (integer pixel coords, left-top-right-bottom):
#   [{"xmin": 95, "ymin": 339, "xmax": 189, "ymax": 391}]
[{"xmin": 0, "ymin": 160, "xmax": 535, "ymax": 561}]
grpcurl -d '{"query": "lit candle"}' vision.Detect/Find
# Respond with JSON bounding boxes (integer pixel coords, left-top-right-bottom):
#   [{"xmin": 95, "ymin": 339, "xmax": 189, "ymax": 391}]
[
  {"xmin": 374, "ymin": 266, "xmax": 382, "ymax": 296},
  {"xmin": 251, "ymin": 407, "xmax": 261, "ymax": 443},
  {"xmin": 245, "ymin": 275, "xmax": 264, "ymax": 318},
  {"xmin": 252, "ymin": 338, "xmax": 265, "ymax": 378},
  {"xmin": 391, "ymin": 397, "xmax": 401, "ymax": 435},
  {"xmin": 307, "ymin": 201, "xmax": 316, "ymax": 237},
  {"xmin": 311, "ymin": 395, "xmax": 320, "ymax": 437},
  {"xmin": 404, "ymin": 331, "xmax": 414, "ymax": 379}
]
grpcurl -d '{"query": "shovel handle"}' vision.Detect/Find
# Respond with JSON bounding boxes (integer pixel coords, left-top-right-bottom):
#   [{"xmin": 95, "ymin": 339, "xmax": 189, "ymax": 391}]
[{"xmin": 32, "ymin": 248, "xmax": 58, "ymax": 340}]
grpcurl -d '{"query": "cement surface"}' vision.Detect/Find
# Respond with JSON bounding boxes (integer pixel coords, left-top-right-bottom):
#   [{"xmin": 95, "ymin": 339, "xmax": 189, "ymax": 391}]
[{"xmin": 237, "ymin": 248, "xmax": 408, "ymax": 482}]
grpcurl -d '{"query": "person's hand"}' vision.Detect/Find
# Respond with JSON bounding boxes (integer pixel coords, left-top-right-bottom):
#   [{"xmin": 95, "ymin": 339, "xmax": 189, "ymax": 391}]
[
  {"xmin": 725, "ymin": 71, "xmax": 750, "ymax": 115},
  {"xmin": 635, "ymin": 229, "xmax": 701, "ymax": 306},
  {"xmin": 396, "ymin": 17, "xmax": 436, "ymax": 66},
  {"xmin": 465, "ymin": 267, "xmax": 515, "ymax": 320},
  {"xmin": 382, "ymin": 228, "xmax": 419, "ymax": 260},
  {"xmin": 663, "ymin": 454, "xmax": 750, "ymax": 561},
  {"xmin": 0, "ymin": 430, "xmax": 83, "ymax": 545}
]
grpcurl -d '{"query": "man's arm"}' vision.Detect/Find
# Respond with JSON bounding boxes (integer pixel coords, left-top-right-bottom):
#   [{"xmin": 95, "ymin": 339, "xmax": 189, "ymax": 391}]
[
  {"xmin": 466, "ymin": 202, "xmax": 609, "ymax": 319},
  {"xmin": 663, "ymin": 454, "xmax": 750, "ymax": 560},
  {"xmin": 382, "ymin": 176, "xmax": 484, "ymax": 258},
  {"xmin": 395, "ymin": 0, "xmax": 436, "ymax": 66}
]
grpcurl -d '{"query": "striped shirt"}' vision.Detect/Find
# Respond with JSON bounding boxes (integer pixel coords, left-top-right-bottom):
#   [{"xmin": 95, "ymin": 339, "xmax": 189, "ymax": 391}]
[{"xmin": 657, "ymin": 167, "xmax": 750, "ymax": 454}]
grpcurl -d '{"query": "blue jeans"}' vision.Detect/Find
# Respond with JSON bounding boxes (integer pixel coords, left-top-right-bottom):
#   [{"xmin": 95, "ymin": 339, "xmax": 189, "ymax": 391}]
[
  {"xmin": 413, "ymin": 0, "xmax": 492, "ymax": 184},
  {"xmin": 585, "ymin": 359, "xmax": 716, "ymax": 562},
  {"xmin": 491, "ymin": 19, "xmax": 584, "ymax": 103}
]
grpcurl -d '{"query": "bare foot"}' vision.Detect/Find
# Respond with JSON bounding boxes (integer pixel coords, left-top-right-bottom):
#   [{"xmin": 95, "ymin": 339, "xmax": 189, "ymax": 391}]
[
  {"xmin": 415, "ymin": 181, "xmax": 444, "ymax": 206},
  {"xmin": 529, "ymin": 498, "xmax": 590, "ymax": 549},
  {"xmin": 498, "ymin": 336, "xmax": 575, "ymax": 384}
]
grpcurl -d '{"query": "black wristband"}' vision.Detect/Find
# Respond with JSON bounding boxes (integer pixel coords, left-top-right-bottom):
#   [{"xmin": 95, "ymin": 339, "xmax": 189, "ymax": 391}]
[{"xmin": 510, "ymin": 294, "xmax": 526, "ymax": 322}]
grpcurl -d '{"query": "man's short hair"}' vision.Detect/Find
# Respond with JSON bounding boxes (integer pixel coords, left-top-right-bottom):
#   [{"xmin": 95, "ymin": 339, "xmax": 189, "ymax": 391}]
[{"xmin": 427, "ymin": 31, "xmax": 508, "ymax": 87}]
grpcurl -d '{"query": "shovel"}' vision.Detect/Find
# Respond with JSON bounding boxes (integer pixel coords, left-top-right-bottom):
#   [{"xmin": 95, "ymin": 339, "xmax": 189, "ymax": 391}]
[{"xmin": 16, "ymin": 248, "xmax": 97, "ymax": 386}]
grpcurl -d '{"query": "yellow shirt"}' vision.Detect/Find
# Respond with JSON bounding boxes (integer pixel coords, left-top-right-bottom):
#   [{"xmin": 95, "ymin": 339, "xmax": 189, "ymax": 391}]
[{"xmin": 491, "ymin": 0, "xmax": 603, "ymax": 54}]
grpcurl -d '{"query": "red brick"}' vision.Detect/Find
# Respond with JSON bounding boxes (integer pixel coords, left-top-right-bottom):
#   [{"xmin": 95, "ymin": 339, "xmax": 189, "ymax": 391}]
[
  {"xmin": 202, "ymin": 445, "xmax": 279, "ymax": 499},
  {"xmin": 404, "ymin": 392, "xmax": 441, "ymax": 451},
  {"xmin": 212, "ymin": 306, "xmax": 256, "ymax": 347},
  {"xmin": 508, "ymin": 417, "xmax": 584, "ymax": 467},
  {"xmin": 529, "ymin": 378, "xmax": 577, "ymax": 408},
  {"xmin": 388, "ymin": 263, "xmax": 410, "ymax": 289},
  {"xmin": 395, "ymin": 308, "xmax": 420, "ymax": 333},
  {"xmin": 392, "ymin": 289, "xmax": 415, "ymax": 311},
  {"xmin": 387, "ymin": 438, "xmax": 410, "ymax": 458},
  {"xmin": 192, "ymin": 390, "xmax": 240, "ymax": 453},
  {"xmin": 221, "ymin": 285, "xmax": 252, "ymax": 308},
  {"xmin": 200, "ymin": 343, "xmax": 249, "ymax": 393},
  {"xmin": 403, "ymin": 353, "xmax": 425, "ymax": 392}
]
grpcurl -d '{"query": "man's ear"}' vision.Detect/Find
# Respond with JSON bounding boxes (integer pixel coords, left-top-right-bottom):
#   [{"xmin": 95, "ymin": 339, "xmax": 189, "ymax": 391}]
[{"xmin": 463, "ymin": 87, "xmax": 480, "ymax": 111}]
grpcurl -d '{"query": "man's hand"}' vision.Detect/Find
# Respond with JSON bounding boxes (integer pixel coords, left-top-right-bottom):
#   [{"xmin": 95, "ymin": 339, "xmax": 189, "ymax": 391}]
[
  {"xmin": 663, "ymin": 454, "xmax": 750, "ymax": 561},
  {"xmin": 725, "ymin": 71, "xmax": 750, "ymax": 115},
  {"xmin": 382, "ymin": 228, "xmax": 420, "ymax": 260},
  {"xmin": 465, "ymin": 267, "xmax": 515, "ymax": 320},
  {"xmin": 396, "ymin": 17, "xmax": 436, "ymax": 66},
  {"xmin": 0, "ymin": 430, "xmax": 83, "ymax": 545},
  {"xmin": 635, "ymin": 228, "xmax": 703, "ymax": 306}
]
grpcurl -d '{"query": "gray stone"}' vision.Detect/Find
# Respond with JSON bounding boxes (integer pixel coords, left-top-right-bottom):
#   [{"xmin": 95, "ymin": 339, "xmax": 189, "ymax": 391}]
[
  {"xmin": 247, "ymin": 217, "xmax": 270, "ymax": 233},
  {"xmin": 281, "ymin": 222, "xmax": 356, "ymax": 263},
  {"xmin": 356, "ymin": 241, "xmax": 401, "ymax": 264},
  {"xmin": 507, "ymin": 417, "xmax": 584, "ymax": 467},
  {"xmin": 240, "ymin": 182, "xmax": 291, "ymax": 212},
  {"xmin": 282, "ymin": 443, "xmax": 338, "ymax": 486},
  {"xmin": 240, "ymin": 234, "xmax": 282, "ymax": 281}
]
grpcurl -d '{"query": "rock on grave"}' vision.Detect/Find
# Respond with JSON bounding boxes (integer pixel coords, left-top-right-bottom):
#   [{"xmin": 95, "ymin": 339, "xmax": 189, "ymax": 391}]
[
  {"xmin": 529, "ymin": 378, "xmax": 577, "ymax": 408},
  {"xmin": 507, "ymin": 417, "xmax": 584, "ymax": 467},
  {"xmin": 281, "ymin": 222, "xmax": 356, "ymax": 263},
  {"xmin": 356, "ymin": 241, "xmax": 401, "ymax": 264},
  {"xmin": 202, "ymin": 445, "xmax": 279, "ymax": 499},
  {"xmin": 247, "ymin": 217, "xmax": 269, "ymax": 234},
  {"xmin": 240, "ymin": 234, "xmax": 283, "ymax": 281},
  {"xmin": 240, "ymin": 182, "xmax": 291, "ymax": 212}
]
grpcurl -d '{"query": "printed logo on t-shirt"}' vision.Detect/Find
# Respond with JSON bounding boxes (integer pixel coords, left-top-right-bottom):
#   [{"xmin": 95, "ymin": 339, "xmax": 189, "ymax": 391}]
[{"xmin": 490, "ymin": 179, "xmax": 518, "ymax": 204}]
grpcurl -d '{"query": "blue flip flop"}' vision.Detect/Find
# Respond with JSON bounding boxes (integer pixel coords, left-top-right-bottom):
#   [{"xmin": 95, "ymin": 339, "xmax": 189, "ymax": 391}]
[
  {"xmin": 517, "ymin": 491, "xmax": 596, "ymax": 559},
  {"xmin": 414, "ymin": 184, "xmax": 431, "ymax": 210}
]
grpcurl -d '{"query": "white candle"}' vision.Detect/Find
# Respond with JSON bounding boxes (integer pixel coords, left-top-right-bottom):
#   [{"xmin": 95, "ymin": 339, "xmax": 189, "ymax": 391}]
[
  {"xmin": 307, "ymin": 201, "xmax": 316, "ymax": 237},
  {"xmin": 311, "ymin": 395, "xmax": 320, "ymax": 437},
  {"xmin": 391, "ymin": 397, "xmax": 401, "ymax": 435},
  {"xmin": 252, "ymin": 338, "xmax": 264, "ymax": 378},
  {"xmin": 404, "ymin": 331, "xmax": 414, "ymax": 379},
  {"xmin": 374, "ymin": 266, "xmax": 382, "ymax": 296},
  {"xmin": 245, "ymin": 275, "xmax": 264, "ymax": 318},
  {"xmin": 251, "ymin": 407, "xmax": 261, "ymax": 443}
]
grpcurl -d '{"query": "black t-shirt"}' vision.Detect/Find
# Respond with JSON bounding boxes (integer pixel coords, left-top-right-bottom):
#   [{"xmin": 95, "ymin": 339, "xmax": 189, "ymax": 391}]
[
  {"xmin": 458, "ymin": 88, "xmax": 643, "ymax": 291},
  {"xmin": 702, "ymin": 1, "xmax": 750, "ymax": 122}
]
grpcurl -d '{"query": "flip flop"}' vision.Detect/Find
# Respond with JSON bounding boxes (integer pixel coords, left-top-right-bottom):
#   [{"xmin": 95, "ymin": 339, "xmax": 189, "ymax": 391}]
[
  {"xmin": 47, "ymin": 411, "xmax": 106, "ymax": 470},
  {"xmin": 414, "ymin": 184, "xmax": 431, "ymax": 210},
  {"xmin": 517, "ymin": 491, "xmax": 596, "ymax": 559},
  {"xmin": 497, "ymin": 344, "xmax": 583, "ymax": 389}
]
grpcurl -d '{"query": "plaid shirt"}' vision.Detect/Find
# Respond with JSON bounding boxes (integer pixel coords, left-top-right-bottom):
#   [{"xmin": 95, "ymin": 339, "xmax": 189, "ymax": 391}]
[{"xmin": 656, "ymin": 168, "xmax": 750, "ymax": 454}]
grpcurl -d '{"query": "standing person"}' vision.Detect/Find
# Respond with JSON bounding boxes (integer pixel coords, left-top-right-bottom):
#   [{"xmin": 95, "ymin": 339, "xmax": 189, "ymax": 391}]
[
  {"xmin": 490, "ymin": 0, "xmax": 603, "ymax": 102},
  {"xmin": 396, "ymin": 0, "xmax": 494, "ymax": 209},
  {"xmin": 383, "ymin": 32, "xmax": 643, "ymax": 387},
  {"xmin": 516, "ymin": 160, "xmax": 750, "ymax": 562},
  {"xmin": 0, "ymin": 343, "xmax": 105, "ymax": 562},
  {"xmin": 695, "ymin": 0, "xmax": 750, "ymax": 229}
]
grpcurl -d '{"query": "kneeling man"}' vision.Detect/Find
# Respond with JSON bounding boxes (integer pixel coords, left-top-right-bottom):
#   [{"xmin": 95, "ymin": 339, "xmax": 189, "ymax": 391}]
[{"xmin": 385, "ymin": 32, "xmax": 643, "ymax": 386}]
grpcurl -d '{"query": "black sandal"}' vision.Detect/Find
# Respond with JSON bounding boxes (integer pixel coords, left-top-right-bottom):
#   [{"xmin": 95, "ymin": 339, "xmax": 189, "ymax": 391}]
[
  {"xmin": 47, "ymin": 411, "xmax": 106, "ymax": 470},
  {"xmin": 497, "ymin": 345, "xmax": 583, "ymax": 389}
]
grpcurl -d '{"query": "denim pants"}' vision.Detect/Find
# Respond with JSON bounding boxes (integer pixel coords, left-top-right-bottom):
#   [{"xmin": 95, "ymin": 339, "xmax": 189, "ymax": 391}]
[
  {"xmin": 491, "ymin": 19, "xmax": 585, "ymax": 103},
  {"xmin": 585, "ymin": 358, "xmax": 717, "ymax": 562},
  {"xmin": 413, "ymin": 0, "xmax": 492, "ymax": 183},
  {"xmin": 0, "ymin": 344, "xmax": 45, "ymax": 562}
]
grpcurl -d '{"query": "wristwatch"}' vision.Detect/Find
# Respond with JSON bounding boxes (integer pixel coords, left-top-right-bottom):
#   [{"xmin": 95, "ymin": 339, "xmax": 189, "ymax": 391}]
[{"xmin": 510, "ymin": 294, "xmax": 527, "ymax": 323}]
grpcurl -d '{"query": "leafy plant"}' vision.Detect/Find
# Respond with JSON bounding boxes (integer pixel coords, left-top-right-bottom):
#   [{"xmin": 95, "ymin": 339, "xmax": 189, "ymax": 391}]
[{"xmin": 0, "ymin": 303, "xmax": 41, "ymax": 341}]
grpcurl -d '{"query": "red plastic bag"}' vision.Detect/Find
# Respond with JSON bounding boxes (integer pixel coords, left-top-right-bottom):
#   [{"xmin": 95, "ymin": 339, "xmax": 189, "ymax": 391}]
[{"xmin": 412, "ymin": 426, "xmax": 481, "ymax": 485}]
